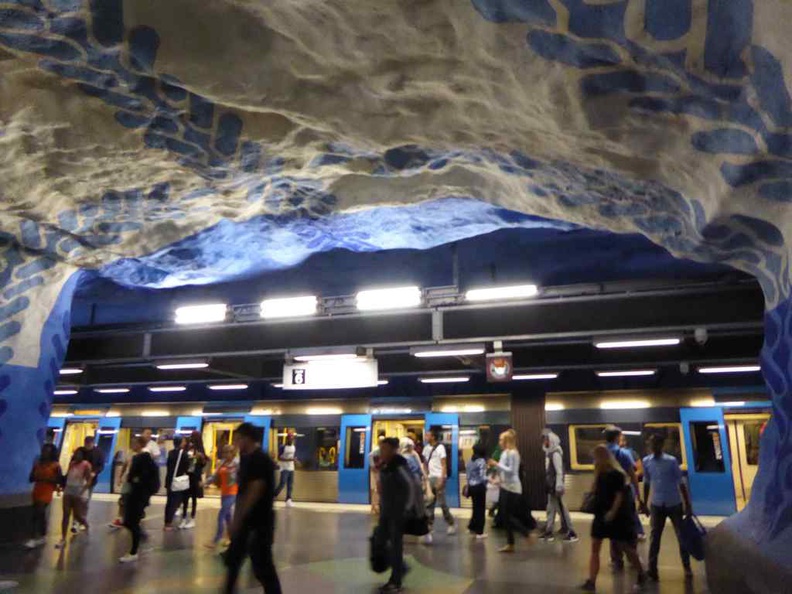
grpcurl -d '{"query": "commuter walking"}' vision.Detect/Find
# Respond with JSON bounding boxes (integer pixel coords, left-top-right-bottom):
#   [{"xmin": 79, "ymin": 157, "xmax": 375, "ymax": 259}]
[
  {"xmin": 75, "ymin": 435, "xmax": 105, "ymax": 531},
  {"xmin": 541, "ymin": 429, "xmax": 578, "ymax": 542},
  {"xmin": 580, "ymin": 445, "xmax": 646, "ymax": 592},
  {"xmin": 273, "ymin": 433, "xmax": 296, "ymax": 507},
  {"xmin": 370, "ymin": 432, "xmax": 386, "ymax": 515},
  {"xmin": 57, "ymin": 449, "xmax": 92, "ymax": 549},
  {"xmin": 488, "ymin": 430, "xmax": 529, "ymax": 553},
  {"xmin": 466, "ymin": 442, "xmax": 488, "ymax": 539},
  {"xmin": 223, "ymin": 422, "xmax": 281, "ymax": 594},
  {"xmin": 25, "ymin": 443, "xmax": 62, "ymax": 549},
  {"xmin": 376, "ymin": 437, "xmax": 415, "ymax": 593},
  {"xmin": 163, "ymin": 436, "xmax": 190, "ymax": 531},
  {"xmin": 642, "ymin": 434, "xmax": 693, "ymax": 582},
  {"xmin": 399, "ymin": 437, "xmax": 426, "ymax": 486},
  {"xmin": 206, "ymin": 444, "xmax": 238, "ymax": 548},
  {"xmin": 120, "ymin": 436, "xmax": 160, "ymax": 563},
  {"xmin": 180, "ymin": 431, "xmax": 206, "ymax": 529},
  {"xmin": 109, "ymin": 442, "xmax": 134, "ymax": 530},
  {"xmin": 423, "ymin": 427, "xmax": 456, "ymax": 543},
  {"xmin": 603, "ymin": 425, "xmax": 647, "ymax": 570}
]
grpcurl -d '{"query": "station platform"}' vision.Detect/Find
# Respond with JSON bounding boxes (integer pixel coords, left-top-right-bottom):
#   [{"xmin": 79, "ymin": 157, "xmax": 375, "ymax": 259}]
[{"xmin": 0, "ymin": 495, "xmax": 718, "ymax": 593}]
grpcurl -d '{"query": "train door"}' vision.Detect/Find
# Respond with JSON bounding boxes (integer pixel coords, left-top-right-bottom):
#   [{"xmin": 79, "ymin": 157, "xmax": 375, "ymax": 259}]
[
  {"xmin": 203, "ymin": 421, "xmax": 239, "ymax": 474},
  {"xmin": 680, "ymin": 407, "xmax": 736, "ymax": 516},
  {"xmin": 59, "ymin": 420, "xmax": 98, "ymax": 470},
  {"xmin": 425, "ymin": 412, "xmax": 460, "ymax": 508},
  {"xmin": 338, "ymin": 414, "xmax": 372, "ymax": 504},
  {"xmin": 726, "ymin": 413, "xmax": 770, "ymax": 511}
]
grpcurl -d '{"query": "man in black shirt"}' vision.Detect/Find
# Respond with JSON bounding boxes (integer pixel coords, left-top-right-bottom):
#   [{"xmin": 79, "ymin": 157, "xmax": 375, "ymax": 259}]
[{"xmin": 224, "ymin": 422, "xmax": 281, "ymax": 594}]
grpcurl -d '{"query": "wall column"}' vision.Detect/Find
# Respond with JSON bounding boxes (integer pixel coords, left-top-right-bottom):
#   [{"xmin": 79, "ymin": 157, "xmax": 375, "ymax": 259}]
[{"xmin": 511, "ymin": 389, "xmax": 546, "ymax": 510}]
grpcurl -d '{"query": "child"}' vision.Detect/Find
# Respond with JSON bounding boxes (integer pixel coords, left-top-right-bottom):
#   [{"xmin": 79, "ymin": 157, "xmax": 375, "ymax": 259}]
[
  {"xmin": 57, "ymin": 449, "xmax": 92, "ymax": 549},
  {"xmin": 205, "ymin": 444, "xmax": 238, "ymax": 548},
  {"xmin": 25, "ymin": 443, "xmax": 63, "ymax": 549}
]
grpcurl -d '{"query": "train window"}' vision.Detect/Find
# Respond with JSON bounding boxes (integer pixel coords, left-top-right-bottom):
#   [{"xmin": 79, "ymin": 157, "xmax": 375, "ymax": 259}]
[
  {"xmin": 273, "ymin": 427, "xmax": 338, "ymax": 471},
  {"xmin": 344, "ymin": 426, "xmax": 367, "ymax": 469},
  {"xmin": 642, "ymin": 423, "xmax": 687, "ymax": 470},
  {"xmin": 569, "ymin": 425, "xmax": 607, "ymax": 470},
  {"xmin": 690, "ymin": 422, "xmax": 725, "ymax": 473}
]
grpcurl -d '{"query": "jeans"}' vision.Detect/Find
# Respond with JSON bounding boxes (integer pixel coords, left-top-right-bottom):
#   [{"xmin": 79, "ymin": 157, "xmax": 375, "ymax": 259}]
[
  {"xmin": 31, "ymin": 502, "xmax": 49, "ymax": 538},
  {"xmin": 426, "ymin": 477, "xmax": 454, "ymax": 529},
  {"xmin": 215, "ymin": 495, "xmax": 236, "ymax": 543},
  {"xmin": 546, "ymin": 491, "xmax": 574, "ymax": 534},
  {"xmin": 273, "ymin": 470, "xmax": 294, "ymax": 500},
  {"xmin": 224, "ymin": 524, "xmax": 281, "ymax": 594},
  {"xmin": 467, "ymin": 483, "xmax": 486, "ymax": 535},
  {"xmin": 502, "ymin": 489, "xmax": 530, "ymax": 545},
  {"xmin": 649, "ymin": 504, "xmax": 690, "ymax": 574}
]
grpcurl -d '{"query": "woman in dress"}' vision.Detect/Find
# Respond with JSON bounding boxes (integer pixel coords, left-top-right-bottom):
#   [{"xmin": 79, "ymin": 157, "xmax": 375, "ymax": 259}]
[{"xmin": 581, "ymin": 444, "xmax": 646, "ymax": 592}]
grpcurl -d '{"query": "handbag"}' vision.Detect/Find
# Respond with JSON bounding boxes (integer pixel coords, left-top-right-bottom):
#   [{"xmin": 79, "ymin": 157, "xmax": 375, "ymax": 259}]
[
  {"xmin": 171, "ymin": 449, "xmax": 190, "ymax": 493},
  {"xmin": 580, "ymin": 491, "xmax": 596, "ymax": 514},
  {"xmin": 462, "ymin": 484, "xmax": 470, "ymax": 499},
  {"xmin": 679, "ymin": 514, "xmax": 707, "ymax": 560}
]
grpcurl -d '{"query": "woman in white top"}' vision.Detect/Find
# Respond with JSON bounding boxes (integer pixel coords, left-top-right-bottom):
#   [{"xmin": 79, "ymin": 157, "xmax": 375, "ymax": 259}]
[{"xmin": 488, "ymin": 430, "xmax": 530, "ymax": 552}]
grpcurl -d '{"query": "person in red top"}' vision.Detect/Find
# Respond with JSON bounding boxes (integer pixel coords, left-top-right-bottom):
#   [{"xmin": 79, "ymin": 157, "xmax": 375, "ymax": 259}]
[
  {"xmin": 206, "ymin": 444, "xmax": 239, "ymax": 548},
  {"xmin": 25, "ymin": 443, "xmax": 63, "ymax": 549}
]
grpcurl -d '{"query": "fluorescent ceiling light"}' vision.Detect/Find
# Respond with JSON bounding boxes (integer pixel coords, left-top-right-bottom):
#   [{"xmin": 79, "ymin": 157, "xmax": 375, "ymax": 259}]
[
  {"xmin": 54, "ymin": 389, "xmax": 78, "ymax": 396},
  {"xmin": 353, "ymin": 427, "xmax": 368, "ymax": 433},
  {"xmin": 690, "ymin": 398, "xmax": 716, "ymax": 407},
  {"xmin": 465, "ymin": 284, "xmax": 538, "ymax": 302},
  {"xmin": 720, "ymin": 401, "xmax": 747, "ymax": 407},
  {"xmin": 306, "ymin": 407, "xmax": 343, "ymax": 415},
  {"xmin": 371, "ymin": 408, "xmax": 413, "ymax": 415},
  {"xmin": 96, "ymin": 429, "xmax": 118, "ymax": 435},
  {"xmin": 599, "ymin": 400, "xmax": 651, "ymax": 410},
  {"xmin": 149, "ymin": 386, "xmax": 187, "ymax": 393},
  {"xmin": 272, "ymin": 383, "xmax": 284, "ymax": 388},
  {"xmin": 513, "ymin": 373, "xmax": 559, "ymax": 381},
  {"xmin": 175, "ymin": 303, "xmax": 227, "ymax": 325},
  {"xmin": 50, "ymin": 412, "xmax": 73, "ymax": 418},
  {"xmin": 412, "ymin": 344, "xmax": 485, "ymax": 358},
  {"xmin": 697, "ymin": 365, "xmax": 761, "ymax": 374},
  {"xmin": 141, "ymin": 410, "xmax": 170, "ymax": 417},
  {"xmin": 545, "ymin": 402, "xmax": 565, "ymax": 411},
  {"xmin": 595, "ymin": 337, "xmax": 681, "ymax": 349},
  {"xmin": 104, "ymin": 412, "xmax": 121, "ymax": 418},
  {"xmin": 621, "ymin": 430, "xmax": 642, "ymax": 436},
  {"xmin": 208, "ymin": 384, "xmax": 248, "ymax": 391},
  {"xmin": 377, "ymin": 380, "xmax": 389, "ymax": 386},
  {"xmin": 191, "ymin": 410, "xmax": 222, "ymax": 417},
  {"xmin": 156, "ymin": 362, "xmax": 209, "ymax": 370},
  {"xmin": 59, "ymin": 368, "xmax": 83, "ymax": 376},
  {"xmin": 96, "ymin": 388, "xmax": 130, "ymax": 394},
  {"xmin": 261, "ymin": 295, "xmax": 318, "ymax": 319},
  {"xmin": 420, "ymin": 376, "xmax": 470, "ymax": 384},
  {"xmin": 293, "ymin": 353, "xmax": 360, "ymax": 362},
  {"xmin": 596, "ymin": 370, "xmax": 656, "ymax": 378},
  {"xmin": 356, "ymin": 286, "xmax": 421, "ymax": 311}
]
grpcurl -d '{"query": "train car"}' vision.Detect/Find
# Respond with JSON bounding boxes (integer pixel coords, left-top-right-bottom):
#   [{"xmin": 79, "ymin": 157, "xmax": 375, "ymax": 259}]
[{"xmin": 48, "ymin": 388, "xmax": 770, "ymax": 515}]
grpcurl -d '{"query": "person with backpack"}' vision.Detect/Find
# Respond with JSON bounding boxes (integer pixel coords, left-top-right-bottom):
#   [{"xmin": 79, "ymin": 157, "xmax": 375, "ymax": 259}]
[
  {"xmin": 376, "ymin": 437, "xmax": 417, "ymax": 593},
  {"xmin": 541, "ymin": 429, "xmax": 578, "ymax": 542},
  {"xmin": 25, "ymin": 443, "xmax": 63, "ymax": 549},
  {"xmin": 422, "ymin": 427, "xmax": 456, "ymax": 543},
  {"xmin": 120, "ymin": 436, "xmax": 160, "ymax": 563}
]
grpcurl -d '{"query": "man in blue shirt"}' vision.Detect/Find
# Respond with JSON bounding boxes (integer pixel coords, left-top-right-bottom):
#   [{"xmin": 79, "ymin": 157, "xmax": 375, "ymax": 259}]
[
  {"xmin": 642, "ymin": 434, "xmax": 693, "ymax": 582},
  {"xmin": 603, "ymin": 425, "xmax": 646, "ymax": 569}
]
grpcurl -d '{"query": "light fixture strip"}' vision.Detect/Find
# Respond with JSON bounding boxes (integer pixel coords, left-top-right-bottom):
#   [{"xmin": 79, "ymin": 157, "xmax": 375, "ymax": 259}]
[
  {"xmin": 96, "ymin": 388, "xmax": 130, "ymax": 394},
  {"xmin": 512, "ymin": 373, "xmax": 559, "ymax": 380},
  {"xmin": 260, "ymin": 296, "xmax": 318, "ymax": 319},
  {"xmin": 208, "ymin": 384, "xmax": 249, "ymax": 391},
  {"xmin": 59, "ymin": 368, "xmax": 83, "ymax": 375},
  {"xmin": 465, "ymin": 284, "xmax": 538, "ymax": 302},
  {"xmin": 149, "ymin": 386, "xmax": 187, "ymax": 393},
  {"xmin": 595, "ymin": 337, "xmax": 681, "ymax": 349},
  {"xmin": 596, "ymin": 370, "xmax": 656, "ymax": 378},
  {"xmin": 54, "ymin": 389, "xmax": 78, "ymax": 396},
  {"xmin": 413, "ymin": 346, "xmax": 485, "ymax": 358},
  {"xmin": 697, "ymin": 365, "xmax": 761, "ymax": 374},
  {"xmin": 356, "ymin": 286, "xmax": 421, "ymax": 311},
  {"xmin": 156, "ymin": 362, "xmax": 209, "ymax": 370},
  {"xmin": 174, "ymin": 303, "xmax": 227, "ymax": 325},
  {"xmin": 419, "ymin": 376, "xmax": 470, "ymax": 384}
]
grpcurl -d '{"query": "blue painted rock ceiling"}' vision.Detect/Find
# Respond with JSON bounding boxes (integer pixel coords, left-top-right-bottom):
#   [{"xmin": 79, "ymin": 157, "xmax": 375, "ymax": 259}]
[{"xmin": 0, "ymin": 0, "xmax": 791, "ymax": 365}]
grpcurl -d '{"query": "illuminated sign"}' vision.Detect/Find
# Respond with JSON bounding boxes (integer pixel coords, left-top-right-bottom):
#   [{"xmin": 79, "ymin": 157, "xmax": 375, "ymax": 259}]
[
  {"xmin": 283, "ymin": 358, "xmax": 379, "ymax": 390},
  {"xmin": 486, "ymin": 352, "xmax": 513, "ymax": 383}
]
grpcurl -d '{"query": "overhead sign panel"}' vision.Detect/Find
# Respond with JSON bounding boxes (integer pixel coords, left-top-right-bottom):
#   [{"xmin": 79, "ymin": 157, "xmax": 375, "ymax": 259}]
[{"xmin": 283, "ymin": 358, "xmax": 379, "ymax": 390}]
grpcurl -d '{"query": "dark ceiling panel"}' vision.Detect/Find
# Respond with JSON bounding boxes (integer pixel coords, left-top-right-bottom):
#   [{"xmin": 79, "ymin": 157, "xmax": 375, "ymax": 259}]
[{"xmin": 66, "ymin": 334, "xmax": 144, "ymax": 362}]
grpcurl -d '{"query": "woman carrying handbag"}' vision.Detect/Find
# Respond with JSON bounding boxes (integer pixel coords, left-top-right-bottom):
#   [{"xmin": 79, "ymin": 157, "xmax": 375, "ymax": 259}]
[{"xmin": 163, "ymin": 436, "xmax": 190, "ymax": 531}]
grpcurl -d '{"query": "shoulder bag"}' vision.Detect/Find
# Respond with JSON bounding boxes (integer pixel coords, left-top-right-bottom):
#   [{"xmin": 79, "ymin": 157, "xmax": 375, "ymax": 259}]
[{"xmin": 171, "ymin": 449, "xmax": 190, "ymax": 492}]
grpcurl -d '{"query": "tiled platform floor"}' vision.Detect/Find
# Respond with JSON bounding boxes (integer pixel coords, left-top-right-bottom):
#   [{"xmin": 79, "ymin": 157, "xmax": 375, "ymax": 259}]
[{"xmin": 0, "ymin": 495, "xmax": 714, "ymax": 593}]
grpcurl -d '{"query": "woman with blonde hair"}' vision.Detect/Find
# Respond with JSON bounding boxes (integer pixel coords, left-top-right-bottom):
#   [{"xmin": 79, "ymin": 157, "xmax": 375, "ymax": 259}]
[
  {"xmin": 488, "ymin": 430, "xmax": 529, "ymax": 552},
  {"xmin": 581, "ymin": 444, "xmax": 646, "ymax": 592}
]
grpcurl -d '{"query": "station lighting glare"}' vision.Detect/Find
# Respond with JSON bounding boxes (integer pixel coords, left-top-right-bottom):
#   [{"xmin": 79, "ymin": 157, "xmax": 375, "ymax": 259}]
[
  {"xmin": 208, "ymin": 384, "xmax": 249, "ymax": 391},
  {"xmin": 599, "ymin": 400, "xmax": 651, "ymax": 410},
  {"xmin": 260, "ymin": 296, "xmax": 318, "ymax": 319},
  {"xmin": 419, "ymin": 376, "xmax": 470, "ymax": 384},
  {"xmin": 104, "ymin": 412, "xmax": 121, "ymax": 418},
  {"xmin": 465, "ymin": 284, "xmax": 538, "ymax": 302},
  {"xmin": 50, "ymin": 412, "xmax": 73, "ymax": 418},
  {"xmin": 141, "ymin": 410, "xmax": 170, "ymax": 417},
  {"xmin": 54, "ymin": 389, "xmax": 78, "ymax": 396},
  {"xmin": 96, "ymin": 388, "xmax": 130, "ymax": 394},
  {"xmin": 306, "ymin": 407, "xmax": 343, "ymax": 415},
  {"xmin": 59, "ymin": 368, "xmax": 83, "ymax": 376},
  {"xmin": 690, "ymin": 398, "xmax": 716, "ymax": 407},
  {"xmin": 697, "ymin": 365, "xmax": 761, "ymax": 374},
  {"xmin": 513, "ymin": 373, "xmax": 559, "ymax": 380},
  {"xmin": 595, "ymin": 337, "xmax": 681, "ymax": 349},
  {"xmin": 720, "ymin": 401, "xmax": 747, "ymax": 407},
  {"xmin": 412, "ymin": 344, "xmax": 485, "ymax": 358},
  {"xmin": 356, "ymin": 286, "xmax": 421, "ymax": 311},
  {"xmin": 175, "ymin": 303, "xmax": 227, "ymax": 325},
  {"xmin": 156, "ymin": 362, "xmax": 209, "ymax": 370},
  {"xmin": 545, "ymin": 402, "xmax": 565, "ymax": 411},
  {"xmin": 596, "ymin": 370, "xmax": 656, "ymax": 378},
  {"xmin": 149, "ymin": 386, "xmax": 187, "ymax": 393}
]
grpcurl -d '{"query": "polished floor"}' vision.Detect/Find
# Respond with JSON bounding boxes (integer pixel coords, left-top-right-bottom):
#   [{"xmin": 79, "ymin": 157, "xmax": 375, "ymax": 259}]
[{"xmin": 0, "ymin": 495, "xmax": 714, "ymax": 593}]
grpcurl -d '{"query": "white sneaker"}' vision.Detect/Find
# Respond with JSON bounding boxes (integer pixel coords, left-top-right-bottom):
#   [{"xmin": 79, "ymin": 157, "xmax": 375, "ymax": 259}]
[
  {"xmin": 447, "ymin": 525, "xmax": 457, "ymax": 535},
  {"xmin": 183, "ymin": 519, "xmax": 195, "ymax": 529},
  {"xmin": 178, "ymin": 518, "xmax": 187, "ymax": 529},
  {"xmin": 421, "ymin": 533, "xmax": 433, "ymax": 545},
  {"xmin": 119, "ymin": 553, "xmax": 139, "ymax": 563},
  {"xmin": 475, "ymin": 533, "xmax": 489, "ymax": 540},
  {"xmin": 286, "ymin": 499, "xmax": 295, "ymax": 508}
]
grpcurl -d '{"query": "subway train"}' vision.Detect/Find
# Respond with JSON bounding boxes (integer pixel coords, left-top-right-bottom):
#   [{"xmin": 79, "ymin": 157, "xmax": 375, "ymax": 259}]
[{"xmin": 47, "ymin": 387, "xmax": 770, "ymax": 516}]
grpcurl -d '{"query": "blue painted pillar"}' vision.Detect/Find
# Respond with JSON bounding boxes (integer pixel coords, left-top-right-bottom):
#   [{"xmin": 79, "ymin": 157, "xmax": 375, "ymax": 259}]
[{"xmin": 0, "ymin": 267, "xmax": 80, "ymax": 503}]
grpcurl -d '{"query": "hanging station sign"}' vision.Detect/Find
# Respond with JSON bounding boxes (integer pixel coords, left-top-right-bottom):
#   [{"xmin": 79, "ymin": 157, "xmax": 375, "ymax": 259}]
[
  {"xmin": 282, "ymin": 358, "xmax": 379, "ymax": 390},
  {"xmin": 486, "ymin": 352, "xmax": 513, "ymax": 383}
]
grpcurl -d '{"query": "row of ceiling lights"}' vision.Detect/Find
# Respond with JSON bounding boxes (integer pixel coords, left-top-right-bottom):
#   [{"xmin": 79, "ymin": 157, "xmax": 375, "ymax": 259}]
[{"xmin": 174, "ymin": 283, "xmax": 541, "ymax": 324}]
